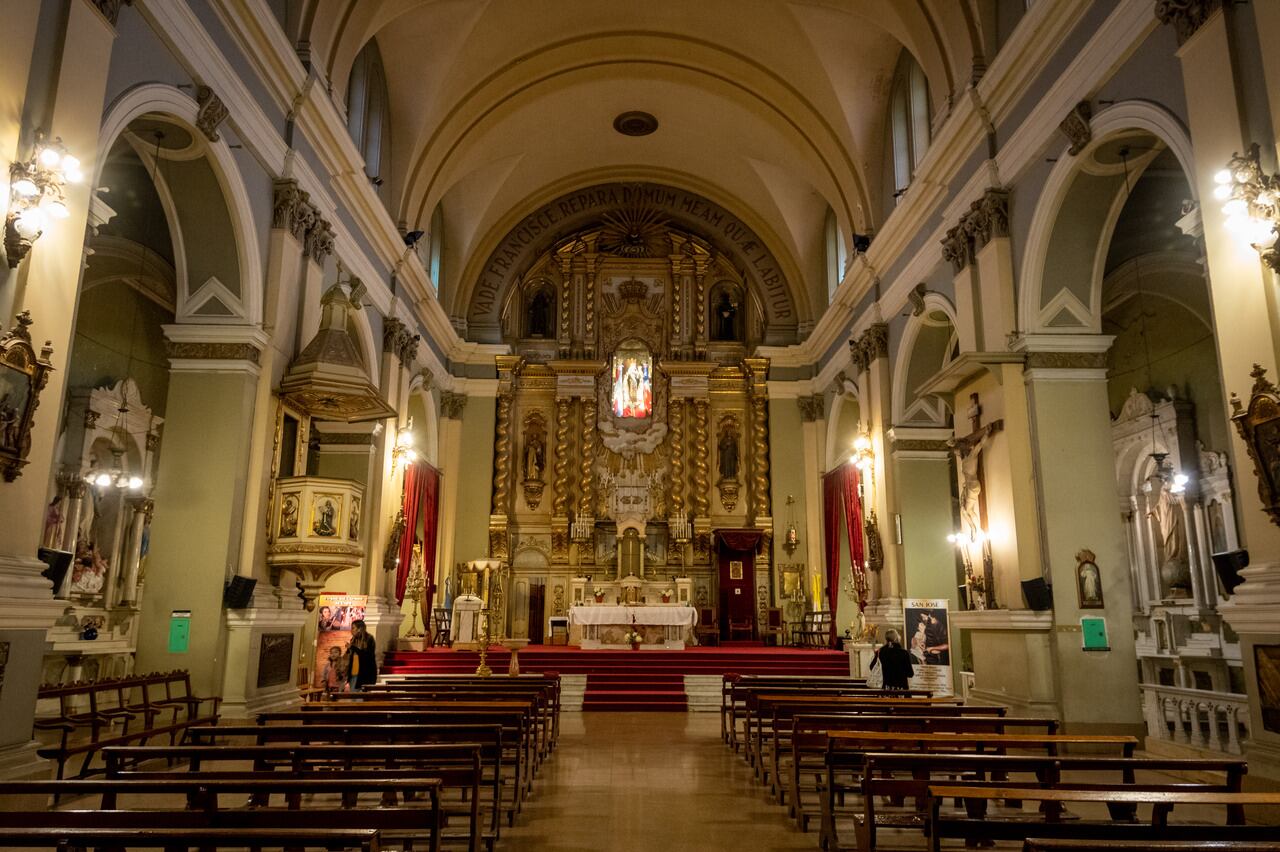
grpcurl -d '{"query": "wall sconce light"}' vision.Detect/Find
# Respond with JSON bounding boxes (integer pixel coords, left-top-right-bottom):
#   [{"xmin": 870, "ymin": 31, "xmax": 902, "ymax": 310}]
[
  {"xmin": 1215, "ymin": 144, "xmax": 1280, "ymax": 268},
  {"xmin": 850, "ymin": 431, "xmax": 874, "ymax": 471},
  {"xmin": 6, "ymin": 135, "xmax": 80, "ymax": 268},
  {"xmin": 391, "ymin": 416, "xmax": 416, "ymax": 471}
]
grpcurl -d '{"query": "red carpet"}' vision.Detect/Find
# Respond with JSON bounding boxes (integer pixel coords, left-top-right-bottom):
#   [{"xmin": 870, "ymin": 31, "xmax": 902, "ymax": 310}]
[{"xmin": 383, "ymin": 645, "xmax": 849, "ymax": 710}]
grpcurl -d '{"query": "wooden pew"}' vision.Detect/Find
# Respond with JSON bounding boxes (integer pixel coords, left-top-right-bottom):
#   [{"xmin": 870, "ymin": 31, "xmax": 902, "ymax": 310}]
[
  {"xmin": 272, "ymin": 703, "xmax": 537, "ymax": 809},
  {"xmin": 0, "ymin": 827, "xmax": 381, "ymax": 852},
  {"xmin": 1025, "ymin": 842, "xmax": 1280, "ymax": 852},
  {"xmin": 373, "ymin": 673, "xmax": 561, "ymax": 743},
  {"xmin": 720, "ymin": 675, "xmax": 867, "ymax": 745},
  {"xmin": 832, "ymin": 753, "xmax": 1248, "ymax": 852},
  {"xmin": 101, "ymin": 743, "xmax": 486, "ymax": 852},
  {"xmin": 745, "ymin": 695, "xmax": 957, "ymax": 777},
  {"xmin": 0, "ymin": 777, "xmax": 442, "ymax": 852},
  {"xmin": 781, "ymin": 713, "xmax": 1053, "ymax": 831},
  {"xmin": 34, "ymin": 670, "xmax": 220, "ymax": 780},
  {"xmin": 187, "ymin": 723, "xmax": 514, "ymax": 838},
  {"xmin": 926, "ymin": 786, "xmax": 1280, "ymax": 851},
  {"xmin": 735, "ymin": 685, "xmax": 935, "ymax": 757}
]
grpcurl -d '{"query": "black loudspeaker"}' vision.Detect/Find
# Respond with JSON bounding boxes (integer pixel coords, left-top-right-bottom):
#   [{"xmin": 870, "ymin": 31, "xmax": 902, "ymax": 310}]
[
  {"xmin": 38, "ymin": 547, "xmax": 73, "ymax": 593},
  {"xmin": 223, "ymin": 575, "xmax": 257, "ymax": 608},
  {"xmin": 1021, "ymin": 577, "xmax": 1053, "ymax": 611},
  {"xmin": 1212, "ymin": 549, "xmax": 1249, "ymax": 595}
]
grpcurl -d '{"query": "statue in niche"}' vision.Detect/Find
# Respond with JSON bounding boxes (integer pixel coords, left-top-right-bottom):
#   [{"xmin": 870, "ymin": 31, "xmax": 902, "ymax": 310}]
[
  {"xmin": 1148, "ymin": 474, "xmax": 1190, "ymax": 592},
  {"xmin": 527, "ymin": 289, "xmax": 553, "ymax": 338},
  {"xmin": 524, "ymin": 434, "xmax": 544, "ymax": 482},
  {"xmin": 718, "ymin": 421, "xmax": 739, "ymax": 481},
  {"xmin": 713, "ymin": 291, "xmax": 739, "ymax": 341}
]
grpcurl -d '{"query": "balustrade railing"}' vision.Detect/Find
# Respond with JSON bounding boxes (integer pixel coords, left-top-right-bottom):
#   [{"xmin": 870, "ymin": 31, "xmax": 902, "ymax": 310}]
[{"xmin": 1141, "ymin": 683, "xmax": 1250, "ymax": 754}]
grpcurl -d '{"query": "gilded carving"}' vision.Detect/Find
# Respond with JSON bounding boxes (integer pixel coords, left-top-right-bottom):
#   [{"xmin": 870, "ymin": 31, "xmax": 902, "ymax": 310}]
[
  {"xmin": 1025, "ymin": 351, "xmax": 1108, "ymax": 370},
  {"xmin": 578, "ymin": 400, "xmax": 595, "ymax": 517},
  {"xmin": 163, "ymin": 341, "xmax": 261, "ymax": 364},
  {"xmin": 552, "ymin": 398, "xmax": 571, "ymax": 517},
  {"xmin": 195, "ymin": 86, "xmax": 229, "ymax": 143},
  {"xmin": 669, "ymin": 399, "xmax": 686, "ymax": 513},
  {"xmin": 1060, "ymin": 101, "xmax": 1092, "ymax": 156},
  {"xmin": 0, "ymin": 312, "xmax": 54, "ymax": 482},
  {"xmin": 1230, "ymin": 364, "xmax": 1280, "ymax": 529},
  {"xmin": 492, "ymin": 393, "xmax": 514, "ymax": 515},
  {"xmin": 751, "ymin": 393, "xmax": 771, "ymax": 518},
  {"xmin": 552, "ymin": 584, "xmax": 565, "ymax": 616},
  {"xmin": 522, "ymin": 411, "xmax": 547, "ymax": 510},
  {"xmin": 691, "ymin": 399, "xmax": 711, "ymax": 517}
]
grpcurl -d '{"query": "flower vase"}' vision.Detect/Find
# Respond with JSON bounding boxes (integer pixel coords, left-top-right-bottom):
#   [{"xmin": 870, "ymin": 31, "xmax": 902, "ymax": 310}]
[
  {"xmin": 630, "ymin": 641, "xmax": 641, "ymax": 651},
  {"xmin": 661, "ymin": 595, "xmax": 671, "ymax": 604},
  {"xmin": 594, "ymin": 595, "xmax": 604, "ymax": 604}
]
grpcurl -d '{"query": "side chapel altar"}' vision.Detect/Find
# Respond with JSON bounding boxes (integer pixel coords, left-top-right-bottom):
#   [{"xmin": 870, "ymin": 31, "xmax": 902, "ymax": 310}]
[{"xmin": 451, "ymin": 186, "xmax": 793, "ymax": 646}]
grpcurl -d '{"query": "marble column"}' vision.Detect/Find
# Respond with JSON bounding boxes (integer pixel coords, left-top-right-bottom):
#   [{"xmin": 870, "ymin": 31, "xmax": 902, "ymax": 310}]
[
  {"xmin": 888, "ymin": 428, "xmax": 957, "ymax": 602},
  {"xmin": 433, "ymin": 391, "xmax": 467, "ymax": 603},
  {"xmin": 117, "ymin": 497, "xmax": 153, "ymax": 607}
]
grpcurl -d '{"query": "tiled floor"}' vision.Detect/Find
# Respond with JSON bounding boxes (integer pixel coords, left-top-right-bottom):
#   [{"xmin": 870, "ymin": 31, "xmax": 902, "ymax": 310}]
[{"xmin": 503, "ymin": 712, "xmax": 814, "ymax": 851}]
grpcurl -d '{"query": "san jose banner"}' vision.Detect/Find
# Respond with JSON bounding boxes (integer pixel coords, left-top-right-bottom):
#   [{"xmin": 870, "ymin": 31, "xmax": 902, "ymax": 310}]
[
  {"xmin": 313, "ymin": 593, "xmax": 367, "ymax": 687},
  {"xmin": 902, "ymin": 598, "xmax": 953, "ymax": 696}
]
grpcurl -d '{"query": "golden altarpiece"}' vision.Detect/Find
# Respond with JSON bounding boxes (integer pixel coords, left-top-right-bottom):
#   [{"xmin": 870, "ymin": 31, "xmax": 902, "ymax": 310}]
[{"xmin": 471, "ymin": 211, "xmax": 778, "ymax": 641}]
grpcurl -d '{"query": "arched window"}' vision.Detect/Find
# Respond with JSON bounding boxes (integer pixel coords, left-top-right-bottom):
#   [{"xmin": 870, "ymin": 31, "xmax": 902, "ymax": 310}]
[
  {"xmin": 889, "ymin": 51, "xmax": 931, "ymax": 202},
  {"xmin": 428, "ymin": 203, "xmax": 444, "ymax": 293},
  {"xmin": 346, "ymin": 39, "xmax": 392, "ymax": 208},
  {"xmin": 825, "ymin": 207, "xmax": 847, "ymax": 300}
]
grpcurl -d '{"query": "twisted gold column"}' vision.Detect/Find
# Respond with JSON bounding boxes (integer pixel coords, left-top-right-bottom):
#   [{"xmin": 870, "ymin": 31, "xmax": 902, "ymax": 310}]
[
  {"xmin": 491, "ymin": 392, "xmax": 513, "ymax": 515},
  {"xmin": 669, "ymin": 399, "xmax": 685, "ymax": 513},
  {"xmin": 552, "ymin": 398, "xmax": 571, "ymax": 517},
  {"xmin": 692, "ymin": 398, "xmax": 710, "ymax": 517},
  {"xmin": 751, "ymin": 394, "xmax": 771, "ymax": 517},
  {"xmin": 579, "ymin": 399, "xmax": 596, "ymax": 516}
]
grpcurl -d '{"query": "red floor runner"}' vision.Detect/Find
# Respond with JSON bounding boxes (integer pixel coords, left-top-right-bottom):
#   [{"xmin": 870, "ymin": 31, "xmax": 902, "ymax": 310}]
[{"xmin": 383, "ymin": 645, "xmax": 850, "ymax": 677}]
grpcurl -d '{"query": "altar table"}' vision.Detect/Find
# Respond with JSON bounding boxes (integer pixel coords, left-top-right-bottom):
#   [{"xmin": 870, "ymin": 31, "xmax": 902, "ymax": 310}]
[{"xmin": 568, "ymin": 605, "xmax": 698, "ymax": 649}]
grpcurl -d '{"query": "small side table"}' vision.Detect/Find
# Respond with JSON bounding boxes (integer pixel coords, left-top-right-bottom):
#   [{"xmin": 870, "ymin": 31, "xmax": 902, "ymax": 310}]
[{"xmin": 501, "ymin": 638, "xmax": 530, "ymax": 676}]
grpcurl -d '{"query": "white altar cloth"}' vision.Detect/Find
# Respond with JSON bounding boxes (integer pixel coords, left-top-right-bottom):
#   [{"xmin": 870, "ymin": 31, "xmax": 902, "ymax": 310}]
[{"xmin": 568, "ymin": 605, "xmax": 697, "ymax": 649}]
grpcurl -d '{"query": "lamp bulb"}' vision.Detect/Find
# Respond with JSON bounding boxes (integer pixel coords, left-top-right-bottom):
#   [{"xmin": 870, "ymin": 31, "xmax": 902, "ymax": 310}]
[
  {"xmin": 11, "ymin": 177, "xmax": 38, "ymax": 198},
  {"xmin": 94, "ymin": 473, "xmax": 112, "ymax": 487},
  {"xmin": 1223, "ymin": 198, "xmax": 1248, "ymax": 218},
  {"xmin": 1213, "ymin": 169, "xmax": 1233, "ymax": 185},
  {"xmin": 38, "ymin": 147, "xmax": 61, "ymax": 168},
  {"xmin": 128, "ymin": 476, "xmax": 144, "ymax": 490},
  {"xmin": 60, "ymin": 155, "xmax": 80, "ymax": 174},
  {"xmin": 43, "ymin": 198, "xmax": 69, "ymax": 219},
  {"xmin": 64, "ymin": 168, "xmax": 83, "ymax": 184},
  {"xmin": 14, "ymin": 207, "xmax": 45, "ymax": 237}
]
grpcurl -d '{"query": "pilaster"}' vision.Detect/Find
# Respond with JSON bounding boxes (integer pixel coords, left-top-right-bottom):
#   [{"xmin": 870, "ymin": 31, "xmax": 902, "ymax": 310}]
[{"xmin": 433, "ymin": 391, "xmax": 467, "ymax": 604}]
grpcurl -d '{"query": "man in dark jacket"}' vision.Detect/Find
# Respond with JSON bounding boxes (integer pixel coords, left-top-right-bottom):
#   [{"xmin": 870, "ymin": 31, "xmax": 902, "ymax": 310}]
[{"xmin": 871, "ymin": 629, "xmax": 914, "ymax": 690}]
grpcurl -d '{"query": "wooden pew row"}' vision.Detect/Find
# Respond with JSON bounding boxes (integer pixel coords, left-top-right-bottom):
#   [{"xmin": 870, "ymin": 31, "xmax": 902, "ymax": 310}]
[
  {"xmin": 780, "ymin": 713, "xmax": 1055, "ymax": 829},
  {"xmin": 187, "ymin": 724, "xmax": 511, "ymax": 839},
  {"xmin": 372, "ymin": 674, "xmax": 561, "ymax": 744},
  {"xmin": 827, "ymin": 753, "xmax": 1249, "ymax": 852},
  {"xmin": 734, "ymin": 685, "xmax": 936, "ymax": 757},
  {"xmin": 1024, "ymin": 842, "xmax": 1280, "ymax": 852},
  {"xmin": 100, "ymin": 743, "xmax": 487, "ymax": 852},
  {"xmin": 344, "ymin": 685, "xmax": 556, "ymax": 762},
  {"xmin": 720, "ymin": 675, "xmax": 867, "ymax": 745},
  {"xmin": 927, "ymin": 786, "xmax": 1280, "ymax": 852},
  {"xmin": 0, "ymin": 777, "xmax": 442, "ymax": 852},
  {"xmin": 744, "ymin": 695, "xmax": 961, "ymax": 779},
  {"xmin": 0, "ymin": 827, "xmax": 382, "ymax": 852},
  {"xmin": 278, "ymin": 702, "xmax": 538, "ymax": 807}
]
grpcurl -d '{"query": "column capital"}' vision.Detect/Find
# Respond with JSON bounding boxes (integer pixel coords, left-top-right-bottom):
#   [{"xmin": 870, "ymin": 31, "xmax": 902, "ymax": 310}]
[
  {"xmin": 797, "ymin": 394, "xmax": 824, "ymax": 422},
  {"xmin": 1154, "ymin": 0, "xmax": 1224, "ymax": 46},
  {"xmin": 440, "ymin": 391, "xmax": 468, "ymax": 419},
  {"xmin": 381, "ymin": 316, "xmax": 420, "ymax": 365},
  {"xmin": 87, "ymin": 0, "xmax": 132, "ymax": 27},
  {"xmin": 271, "ymin": 179, "xmax": 313, "ymax": 242},
  {"xmin": 1012, "ymin": 332, "xmax": 1114, "ymax": 380}
]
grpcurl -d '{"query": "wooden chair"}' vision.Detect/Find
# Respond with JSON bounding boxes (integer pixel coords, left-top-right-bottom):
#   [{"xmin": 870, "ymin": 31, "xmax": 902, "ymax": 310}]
[
  {"xmin": 760, "ymin": 608, "xmax": 784, "ymax": 646},
  {"xmin": 430, "ymin": 608, "xmax": 452, "ymax": 647},
  {"xmin": 798, "ymin": 611, "xmax": 832, "ymax": 648},
  {"xmin": 728, "ymin": 615, "xmax": 754, "ymax": 641},
  {"xmin": 695, "ymin": 607, "xmax": 719, "ymax": 646}
]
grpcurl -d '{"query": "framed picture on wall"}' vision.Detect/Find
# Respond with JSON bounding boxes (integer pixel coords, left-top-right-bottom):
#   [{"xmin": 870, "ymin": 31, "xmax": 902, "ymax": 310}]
[
  {"xmin": 729, "ymin": 560, "xmax": 744, "ymax": 580},
  {"xmin": 1075, "ymin": 549, "xmax": 1104, "ymax": 609}
]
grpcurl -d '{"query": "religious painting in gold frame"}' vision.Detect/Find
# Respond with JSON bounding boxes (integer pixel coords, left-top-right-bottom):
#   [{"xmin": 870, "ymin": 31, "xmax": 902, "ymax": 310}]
[
  {"xmin": 311, "ymin": 493, "xmax": 343, "ymax": 537},
  {"xmin": 1230, "ymin": 364, "xmax": 1280, "ymax": 530},
  {"xmin": 0, "ymin": 312, "xmax": 54, "ymax": 483},
  {"xmin": 729, "ymin": 560, "xmax": 744, "ymax": 580}
]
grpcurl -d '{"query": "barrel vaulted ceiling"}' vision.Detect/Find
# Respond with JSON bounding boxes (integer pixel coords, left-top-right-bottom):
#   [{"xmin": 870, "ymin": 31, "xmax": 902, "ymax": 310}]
[{"xmin": 294, "ymin": 0, "xmax": 991, "ymax": 336}]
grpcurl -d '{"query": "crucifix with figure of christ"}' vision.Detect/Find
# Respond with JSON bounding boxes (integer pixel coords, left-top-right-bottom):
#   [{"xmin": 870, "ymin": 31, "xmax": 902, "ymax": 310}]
[{"xmin": 950, "ymin": 392, "xmax": 1003, "ymax": 608}]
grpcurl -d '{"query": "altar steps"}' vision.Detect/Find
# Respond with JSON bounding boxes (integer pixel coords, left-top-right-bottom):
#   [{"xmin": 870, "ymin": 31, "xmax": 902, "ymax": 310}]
[
  {"xmin": 581, "ymin": 673, "xmax": 687, "ymax": 712},
  {"xmin": 383, "ymin": 646, "xmax": 850, "ymax": 678}
]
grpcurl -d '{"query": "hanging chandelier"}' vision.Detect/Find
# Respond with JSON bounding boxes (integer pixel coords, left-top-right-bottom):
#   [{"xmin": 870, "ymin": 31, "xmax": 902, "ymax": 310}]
[{"xmin": 85, "ymin": 393, "xmax": 144, "ymax": 491}]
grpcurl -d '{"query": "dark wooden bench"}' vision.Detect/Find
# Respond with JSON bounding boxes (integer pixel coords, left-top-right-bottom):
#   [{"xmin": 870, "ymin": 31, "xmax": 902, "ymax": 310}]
[
  {"xmin": 34, "ymin": 671, "xmax": 220, "ymax": 780},
  {"xmin": 0, "ymin": 826, "xmax": 381, "ymax": 851},
  {"xmin": 830, "ymin": 754, "xmax": 1249, "ymax": 852},
  {"xmin": 721, "ymin": 675, "xmax": 867, "ymax": 745},
  {"xmin": 1024, "ymin": 842, "xmax": 1280, "ymax": 852},
  {"xmin": 101, "ymin": 743, "xmax": 485, "ymax": 852},
  {"xmin": 0, "ymin": 777, "xmax": 442, "ymax": 852},
  {"xmin": 188, "ymin": 723, "xmax": 515, "ymax": 838},
  {"xmin": 927, "ymin": 786, "xmax": 1280, "ymax": 852}
]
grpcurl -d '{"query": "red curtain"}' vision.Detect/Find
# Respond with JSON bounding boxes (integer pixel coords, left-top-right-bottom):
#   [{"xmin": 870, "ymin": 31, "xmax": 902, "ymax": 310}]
[
  {"xmin": 395, "ymin": 463, "xmax": 426, "ymax": 604},
  {"xmin": 822, "ymin": 468, "xmax": 844, "ymax": 646},
  {"xmin": 418, "ymin": 465, "xmax": 440, "ymax": 604},
  {"xmin": 822, "ymin": 463, "xmax": 867, "ymax": 647}
]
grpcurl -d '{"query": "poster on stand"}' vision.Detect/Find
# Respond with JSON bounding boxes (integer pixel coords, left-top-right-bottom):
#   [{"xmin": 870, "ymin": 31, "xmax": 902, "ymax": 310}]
[
  {"xmin": 903, "ymin": 598, "xmax": 953, "ymax": 696},
  {"xmin": 313, "ymin": 593, "xmax": 367, "ymax": 688}
]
